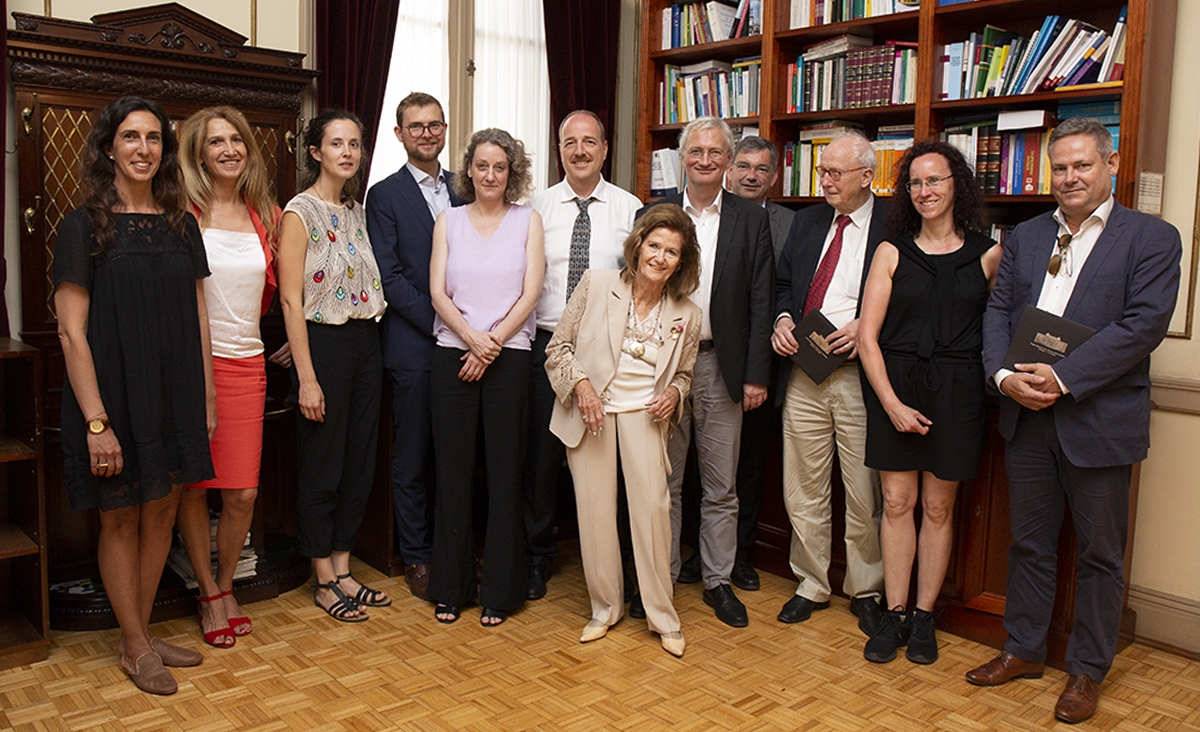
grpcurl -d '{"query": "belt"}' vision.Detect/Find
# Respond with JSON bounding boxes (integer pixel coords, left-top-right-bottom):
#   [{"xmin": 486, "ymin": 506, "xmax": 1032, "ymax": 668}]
[{"xmin": 698, "ymin": 339, "xmax": 715, "ymax": 351}]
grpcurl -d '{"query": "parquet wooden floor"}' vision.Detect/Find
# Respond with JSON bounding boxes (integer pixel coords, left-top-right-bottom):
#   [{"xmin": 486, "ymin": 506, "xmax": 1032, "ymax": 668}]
[{"xmin": 2, "ymin": 543, "xmax": 1198, "ymax": 731}]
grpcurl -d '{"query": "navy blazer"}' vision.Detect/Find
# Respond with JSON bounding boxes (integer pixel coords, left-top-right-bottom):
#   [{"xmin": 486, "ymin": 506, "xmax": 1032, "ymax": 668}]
[
  {"xmin": 366, "ymin": 167, "xmax": 464, "ymax": 371},
  {"xmin": 640, "ymin": 191, "xmax": 776, "ymax": 402},
  {"xmin": 982, "ymin": 201, "xmax": 1181, "ymax": 468},
  {"xmin": 773, "ymin": 197, "xmax": 890, "ymax": 402}
]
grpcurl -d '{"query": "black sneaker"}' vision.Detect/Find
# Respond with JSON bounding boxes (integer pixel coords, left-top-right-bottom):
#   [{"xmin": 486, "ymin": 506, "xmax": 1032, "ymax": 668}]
[
  {"xmin": 906, "ymin": 609, "xmax": 938, "ymax": 664},
  {"xmin": 863, "ymin": 608, "xmax": 909, "ymax": 663}
]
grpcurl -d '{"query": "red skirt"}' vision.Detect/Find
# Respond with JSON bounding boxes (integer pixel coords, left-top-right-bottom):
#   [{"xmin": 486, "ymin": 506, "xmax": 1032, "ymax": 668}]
[{"xmin": 188, "ymin": 354, "xmax": 266, "ymax": 489}]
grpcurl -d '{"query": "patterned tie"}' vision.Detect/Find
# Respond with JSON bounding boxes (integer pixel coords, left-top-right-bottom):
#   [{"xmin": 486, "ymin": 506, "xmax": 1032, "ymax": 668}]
[
  {"xmin": 566, "ymin": 197, "xmax": 593, "ymax": 302},
  {"xmin": 803, "ymin": 214, "xmax": 851, "ymax": 317}
]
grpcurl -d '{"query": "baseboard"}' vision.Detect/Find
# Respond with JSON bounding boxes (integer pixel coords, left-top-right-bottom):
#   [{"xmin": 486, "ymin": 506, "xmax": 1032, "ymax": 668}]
[
  {"xmin": 1127, "ymin": 584, "xmax": 1200, "ymax": 655},
  {"xmin": 1151, "ymin": 375, "xmax": 1200, "ymax": 414}
]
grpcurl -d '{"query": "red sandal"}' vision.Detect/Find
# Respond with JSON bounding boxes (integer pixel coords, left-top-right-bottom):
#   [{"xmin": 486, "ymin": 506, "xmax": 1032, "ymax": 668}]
[
  {"xmin": 226, "ymin": 591, "xmax": 252, "ymax": 637},
  {"xmin": 198, "ymin": 590, "xmax": 236, "ymax": 648}
]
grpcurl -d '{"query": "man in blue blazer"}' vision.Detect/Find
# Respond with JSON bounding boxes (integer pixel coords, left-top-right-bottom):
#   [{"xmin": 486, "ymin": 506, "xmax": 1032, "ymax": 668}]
[
  {"xmin": 770, "ymin": 131, "xmax": 888, "ymax": 634},
  {"xmin": 365, "ymin": 92, "xmax": 464, "ymax": 601},
  {"xmin": 970, "ymin": 118, "xmax": 1181, "ymax": 724}
]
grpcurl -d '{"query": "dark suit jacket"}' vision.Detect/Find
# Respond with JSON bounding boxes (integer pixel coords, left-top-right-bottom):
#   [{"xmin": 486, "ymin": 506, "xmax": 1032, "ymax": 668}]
[
  {"xmin": 366, "ymin": 167, "xmax": 464, "ymax": 372},
  {"xmin": 640, "ymin": 191, "xmax": 776, "ymax": 402},
  {"xmin": 766, "ymin": 201, "xmax": 796, "ymax": 263},
  {"xmin": 982, "ymin": 201, "xmax": 1181, "ymax": 468},
  {"xmin": 773, "ymin": 197, "xmax": 890, "ymax": 402}
]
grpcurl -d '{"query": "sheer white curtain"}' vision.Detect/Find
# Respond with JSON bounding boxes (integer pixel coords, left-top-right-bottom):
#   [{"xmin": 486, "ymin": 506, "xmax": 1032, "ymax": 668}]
[
  {"xmin": 367, "ymin": 0, "xmax": 451, "ymax": 189},
  {"xmin": 473, "ymin": 1, "xmax": 551, "ymax": 196}
]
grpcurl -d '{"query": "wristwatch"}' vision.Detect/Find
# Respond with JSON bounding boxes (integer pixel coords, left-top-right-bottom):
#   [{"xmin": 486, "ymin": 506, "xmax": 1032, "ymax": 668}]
[{"xmin": 87, "ymin": 417, "xmax": 109, "ymax": 435}]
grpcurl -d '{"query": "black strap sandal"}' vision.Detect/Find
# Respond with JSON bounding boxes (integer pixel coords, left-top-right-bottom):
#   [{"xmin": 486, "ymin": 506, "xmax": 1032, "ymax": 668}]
[
  {"xmin": 336, "ymin": 573, "xmax": 392, "ymax": 607},
  {"xmin": 435, "ymin": 604, "xmax": 461, "ymax": 624},
  {"xmin": 480, "ymin": 608, "xmax": 507, "ymax": 627},
  {"xmin": 314, "ymin": 580, "xmax": 368, "ymax": 623}
]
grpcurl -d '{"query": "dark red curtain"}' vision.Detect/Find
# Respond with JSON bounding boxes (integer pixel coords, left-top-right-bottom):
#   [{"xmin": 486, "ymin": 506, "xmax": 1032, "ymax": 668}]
[
  {"xmin": 314, "ymin": 0, "xmax": 400, "ymax": 193},
  {"xmin": 542, "ymin": 0, "xmax": 623, "ymax": 181}
]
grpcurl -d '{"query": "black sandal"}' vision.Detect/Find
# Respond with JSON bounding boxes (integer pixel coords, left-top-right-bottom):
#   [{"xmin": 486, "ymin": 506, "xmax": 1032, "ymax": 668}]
[
  {"xmin": 314, "ymin": 580, "xmax": 368, "ymax": 623},
  {"xmin": 480, "ymin": 608, "xmax": 507, "ymax": 627},
  {"xmin": 435, "ymin": 604, "xmax": 461, "ymax": 624},
  {"xmin": 336, "ymin": 573, "xmax": 392, "ymax": 607}
]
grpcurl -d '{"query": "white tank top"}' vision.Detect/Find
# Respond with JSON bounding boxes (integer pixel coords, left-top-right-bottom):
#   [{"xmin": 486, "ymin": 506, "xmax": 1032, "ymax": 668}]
[{"xmin": 202, "ymin": 228, "xmax": 267, "ymax": 358}]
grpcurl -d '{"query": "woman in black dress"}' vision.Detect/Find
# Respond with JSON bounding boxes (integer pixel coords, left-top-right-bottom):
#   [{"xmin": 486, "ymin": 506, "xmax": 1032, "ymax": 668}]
[
  {"xmin": 55, "ymin": 97, "xmax": 216, "ymax": 695},
  {"xmin": 857, "ymin": 141, "xmax": 1003, "ymax": 666}
]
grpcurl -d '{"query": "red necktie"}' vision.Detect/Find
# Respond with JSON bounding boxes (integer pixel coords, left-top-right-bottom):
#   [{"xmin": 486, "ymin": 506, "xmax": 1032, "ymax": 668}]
[{"xmin": 803, "ymin": 214, "xmax": 851, "ymax": 316}]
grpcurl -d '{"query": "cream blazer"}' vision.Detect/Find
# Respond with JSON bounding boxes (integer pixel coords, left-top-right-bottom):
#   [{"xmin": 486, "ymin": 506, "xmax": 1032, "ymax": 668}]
[{"xmin": 545, "ymin": 269, "xmax": 701, "ymax": 453}]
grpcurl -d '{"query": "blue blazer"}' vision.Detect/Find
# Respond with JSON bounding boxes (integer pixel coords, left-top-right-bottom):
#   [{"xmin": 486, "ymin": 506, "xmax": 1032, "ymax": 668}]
[
  {"xmin": 773, "ymin": 197, "xmax": 889, "ymax": 403},
  {"xmin": 982, "ymin": 201, "xmax": 1181, "ymax": 468},
  {"xmin": 366, "ymin": 167, "xmax": 465, "ymax": 371}
]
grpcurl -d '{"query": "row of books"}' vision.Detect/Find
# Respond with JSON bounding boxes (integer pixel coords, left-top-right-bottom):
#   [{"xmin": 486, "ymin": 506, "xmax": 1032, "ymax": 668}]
[
  {"xmin": 790, "ymin": 0, "xmax": 918, "ymax": 30},
  {"xmin": 940, "ymin": 8, "xmax": 1128, "ymax": 100},
  {"xmin": 659, "ymin": 57, "xmax": 762, "ymax": 124},
  {"xmin": 660, "ymin": 0, "xmax": 761, "ymax": 50},
  {"xmin": 165, "ymin": 513, "xmax": 257, "ymax": 590},
  {"xmin": 778, "ymin": 122, "xmax": 915, "ymax": 197},
  {"xmin": 786, "ymin": 35, "xmax": 918, "ymax": 112}
]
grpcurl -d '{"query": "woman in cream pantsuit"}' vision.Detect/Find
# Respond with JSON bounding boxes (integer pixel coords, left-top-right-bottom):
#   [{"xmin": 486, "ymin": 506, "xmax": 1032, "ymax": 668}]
[{"xmin": 545, "ymin": 204, "xmax": 701, "ymax": 657}]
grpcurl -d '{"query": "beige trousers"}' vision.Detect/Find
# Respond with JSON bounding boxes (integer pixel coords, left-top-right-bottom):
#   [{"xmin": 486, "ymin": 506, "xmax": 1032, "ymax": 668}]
[
  {"xmin": 568, "ymin": 410, "xmax": 680, "ymax": 635},
  {"xmin": 782, "ymin": 364, "xmax": 884, "ymax": 602}
]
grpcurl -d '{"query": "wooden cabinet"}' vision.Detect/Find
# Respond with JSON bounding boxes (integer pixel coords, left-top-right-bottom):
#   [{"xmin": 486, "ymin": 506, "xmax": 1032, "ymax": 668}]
[
  {"xmin": 0, "ymin": 340, "xmax": 48, "ymax": 670},
  {"xmin": 635, "ymin": 0, "xmax": 1173, "ymax": 669}
]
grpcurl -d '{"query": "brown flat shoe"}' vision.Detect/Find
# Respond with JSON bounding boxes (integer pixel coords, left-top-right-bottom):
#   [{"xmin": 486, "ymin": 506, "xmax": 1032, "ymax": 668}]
[
  {"xmin": 1055, "ymin": 674, "xmax": 1099, "ymax": 724},
  {"xmin": 965, "ymin": 651, "xmax": 1044, "ymax": 686},
  {"xmin": 122, "ymin": 650, "xmax": 177, "ymax": 696},
  {"xmin": 150, "ymin": 637, "xmax": 203, "ymax": 667},
  {"xmin": 404, "ymin": 563, "xmax": 431, "ymax": 601}
]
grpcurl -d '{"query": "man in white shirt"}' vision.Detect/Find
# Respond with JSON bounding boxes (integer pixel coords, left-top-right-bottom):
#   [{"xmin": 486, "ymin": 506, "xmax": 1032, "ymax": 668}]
[
  {"xmin": 970, "ymin": 117, "xmax": 1181, "ymax": 724},
  {"xmin": 365, "ymin": 92, "xmax": 463, "ymax": 601},
  {"xmin": 526, "ymin": 110, "xmax": 642, "ymax": 600},
  {"xmin": 770, "ymin": 131, "xmax": 888, "ymax": 633}
]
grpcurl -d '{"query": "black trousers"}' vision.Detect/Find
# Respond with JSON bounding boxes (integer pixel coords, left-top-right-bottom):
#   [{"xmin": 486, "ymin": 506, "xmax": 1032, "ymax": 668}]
[
  {"xmin": 387, "ymin": 366, "xmax": 434, "ymax": 565},
  {"xmin": 1002, "ymin": 407, "xmax": 1131, "ymax": 682},
  {"xmin": 523, "ymin": 328, "xmax": 567, "ymax": 567},
  {"xmin": 294, "ymin": 319, "xmax": 382, "ymax": 559},
  {"xmin": 429, "ymin": 346, "xmax": 530, "ymax": 610}
]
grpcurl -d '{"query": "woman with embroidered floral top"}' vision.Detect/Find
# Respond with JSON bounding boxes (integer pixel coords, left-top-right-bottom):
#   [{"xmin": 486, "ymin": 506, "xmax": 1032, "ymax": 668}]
[
  {"xmin": 544, "ymin": 203, "xmax": 701, "ymax": 657},
  {"xmin": 278, "ymin": 109, "xmax": 390, "ymax": 622}
]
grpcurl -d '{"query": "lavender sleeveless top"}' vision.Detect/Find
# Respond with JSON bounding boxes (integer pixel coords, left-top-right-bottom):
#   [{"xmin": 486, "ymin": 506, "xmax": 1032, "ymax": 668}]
[{"xmin": 434, "ymin": 204, "xmax": 535, "ymax": 351}]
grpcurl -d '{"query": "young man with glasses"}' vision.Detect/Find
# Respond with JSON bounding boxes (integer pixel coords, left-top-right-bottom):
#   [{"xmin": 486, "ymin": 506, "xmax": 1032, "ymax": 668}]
[
  {"xmin": 524, "ymin": 110, "xmax": 641, "ymax": 601},
  {"xmin": 769, "ymin": 131, "xmax": 889, "ymax": 634},
  {"xmin": 640, "ymin": 116, "xmax": 775, "ymax": 628},
  {"xmin": 365, "ymin": 92, "xmax": 464, "ymax": 601},
  {"xmin": 972, "ymin": 117, "xmax": 1181, "ymax": 724}
]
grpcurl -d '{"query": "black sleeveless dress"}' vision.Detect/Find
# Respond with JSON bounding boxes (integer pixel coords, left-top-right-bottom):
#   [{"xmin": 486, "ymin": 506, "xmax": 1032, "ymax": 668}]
[{"xmin": 861, "ymin": 230, "xmax": 995, "ymax": 481}]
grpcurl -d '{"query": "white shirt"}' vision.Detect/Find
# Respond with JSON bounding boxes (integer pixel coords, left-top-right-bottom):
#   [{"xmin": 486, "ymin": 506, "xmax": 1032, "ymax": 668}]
[
  {"xmin": 530, "ymin": 177, "xmax": 641, "ymax": 330},
  {"xmin": 811, "ymin": 196, "xmax": 874, "ymax": 329},
  {"xmin": 406, "ymin": 161, "xmax": 452, "ymax": 221},
  {"xmin": 201, "ymin": 228, "xmax": 267, "ymax": 359},
  {"xmin": 994, "ymin": 195, "xmax": 1114, "ymax": 394},
  {"xmin": 683, "ymin": 187, "xmax": 723, "ymax": 340}
]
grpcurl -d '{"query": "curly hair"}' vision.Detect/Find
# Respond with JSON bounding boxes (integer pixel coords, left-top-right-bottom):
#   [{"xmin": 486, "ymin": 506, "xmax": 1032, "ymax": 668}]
[
  {"xmin": 298, "ymin": 109, "xmax": 371, "ymax": 205},
  {"xmin": 178, "ymin": 105, "xmax": 279, "ymax": 245},
  {"xmin": 454, "ymin": 128, "xmax": 533, "ymax": 204},
  {"xmin": 80, "ymin": 96, "xmax": 188, "ymax": 252},
  {"xmin": 886, "ymin": 139, "xmax": 985, "ymax": 237},
  {"xmin": 621, "ymin": 204, "xmax": 701, "ymax": 300}
]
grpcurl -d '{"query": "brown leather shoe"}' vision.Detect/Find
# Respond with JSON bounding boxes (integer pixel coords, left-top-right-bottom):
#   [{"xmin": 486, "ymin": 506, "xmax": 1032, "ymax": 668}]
[
  {"xmin": 121, "ymin": 650, "xmax": 178, "ymax": 696},
  {"xmin": 1055, "ymin": 674, "xmax": 1099, "ymax": 724},
  {"xmin": 404, "ymin": 563, "xmax": 431, "ymax": 601},
  {"xmin": 150, "ymin": 637, "xmax": 203, "ymax": 667},
  {"xmin": 965, "ymin": 651, "xmax": 1045, "ymax": 686}
]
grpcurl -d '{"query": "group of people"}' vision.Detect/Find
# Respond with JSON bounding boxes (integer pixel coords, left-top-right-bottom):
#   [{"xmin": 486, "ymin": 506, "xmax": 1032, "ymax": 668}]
[{"xmin": 55, "ymin": 90, "xmax": 1180, "ymax": 726}]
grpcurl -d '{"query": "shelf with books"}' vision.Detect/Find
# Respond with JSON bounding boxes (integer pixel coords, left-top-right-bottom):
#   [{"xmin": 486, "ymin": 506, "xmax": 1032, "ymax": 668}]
[
  {"xmin": 777, "ymin": 8, "xmax": 920, "ymax": 43},
  {"xmin": 650, "ymin": 35, "xmax": 764, "ymax": 65},
  {"xmin": 659, "ymin": 0, "xmax": 761, "ymax": 51},
  {"xmin": 933, "ymin": 0, "xmax": 1127, "ymax": 27},
  {"xmin": 650, "ymin": 115, "xmax": 762, "ymax": 133},
  {"xmin": 930, "ymin": 86, "xmax": 1121, "ymax": 112},
  {"xmin": 773, "ymin": 104, "xmax": 915, "ymax": 126},
  {"xmin": 659, "ymin": 58, "xmax": 764, "ymax": 125}
]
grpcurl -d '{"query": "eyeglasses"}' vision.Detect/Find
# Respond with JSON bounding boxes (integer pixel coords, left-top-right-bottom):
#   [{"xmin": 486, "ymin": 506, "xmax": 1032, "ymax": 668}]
[
  {"xmin": 733, "ymin": 162, "xmax": 773, "ymax": 177},
  {"xmin": 685, "ymin": 147, "xmax": 729, "ymax": 161},
  {"xmin": 404, "ymin": 121, "xmax": 446, "ymax": 137},
  {"xmin": 816, "ymin": 166, "xmax": 867, "ymax": 181},
  {"xmin": 905, "ymin": 175, "xmax": 951, "ymax": 192},
  {"xmin": 1048, "ymin": 233, "xmax": 1072, "ymax": 277}
]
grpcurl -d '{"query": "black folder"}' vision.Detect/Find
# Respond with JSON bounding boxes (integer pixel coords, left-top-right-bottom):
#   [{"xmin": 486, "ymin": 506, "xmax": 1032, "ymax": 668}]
[
  {"xmin": 790, "ymin": 309, "xmax": 849, "ymax": 384},
  {"xmin": 1001, "ymin": 305, "xmax": 1096, "ymax": 370}
]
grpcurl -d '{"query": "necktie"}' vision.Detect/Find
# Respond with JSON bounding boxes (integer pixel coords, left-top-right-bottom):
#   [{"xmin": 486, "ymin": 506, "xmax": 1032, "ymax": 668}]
[
  {"xmin": 803, "ymin": 214, "xmax": 851, "ymax": 317},
  {"xmin": 566, "ymin": 197, "xmax": 593, "ymax": 302}
]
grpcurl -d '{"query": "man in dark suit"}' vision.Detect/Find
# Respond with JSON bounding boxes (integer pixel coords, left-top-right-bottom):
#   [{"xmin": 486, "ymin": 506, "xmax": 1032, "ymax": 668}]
[
  {"xmin": 640, "ymin": 116, "xmax": 775, "ymax": 627},
  {"xmin": 770, "ymin": 131, "xmax": 887, "ymax": 633},
  {"xmin": 365, "ymin": 92, "xmax": 464, "ymax": 601},
  {"xmin": 969, "ymin": 117, "xmax": 1181, "ymax": 724}
]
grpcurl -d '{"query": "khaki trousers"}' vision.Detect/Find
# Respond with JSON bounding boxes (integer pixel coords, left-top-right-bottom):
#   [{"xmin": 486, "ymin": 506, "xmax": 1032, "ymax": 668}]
[
  {"xmin": 568, "ymin": 410, "xmax": 680, "ymax": 635},
  {"xmin": 782, "ymin": 364, "xmax": 883, "ymax": 602}
]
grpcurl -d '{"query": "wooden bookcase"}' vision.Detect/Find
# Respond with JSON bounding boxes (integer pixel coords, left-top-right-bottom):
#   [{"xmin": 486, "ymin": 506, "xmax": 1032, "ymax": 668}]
[
  {"xmin": 0, "ymin": 339, "xmax": 48, "ymax": 670},
  {"xmin": 635, "ymin": 0, "xmax": 1176, "ymax": 669}
]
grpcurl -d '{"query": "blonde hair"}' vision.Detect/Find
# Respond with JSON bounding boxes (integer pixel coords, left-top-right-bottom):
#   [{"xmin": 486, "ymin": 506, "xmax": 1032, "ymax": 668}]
[{"xmin": 179, "ymin": 106, "xmax": 279, "ymax": 245}]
